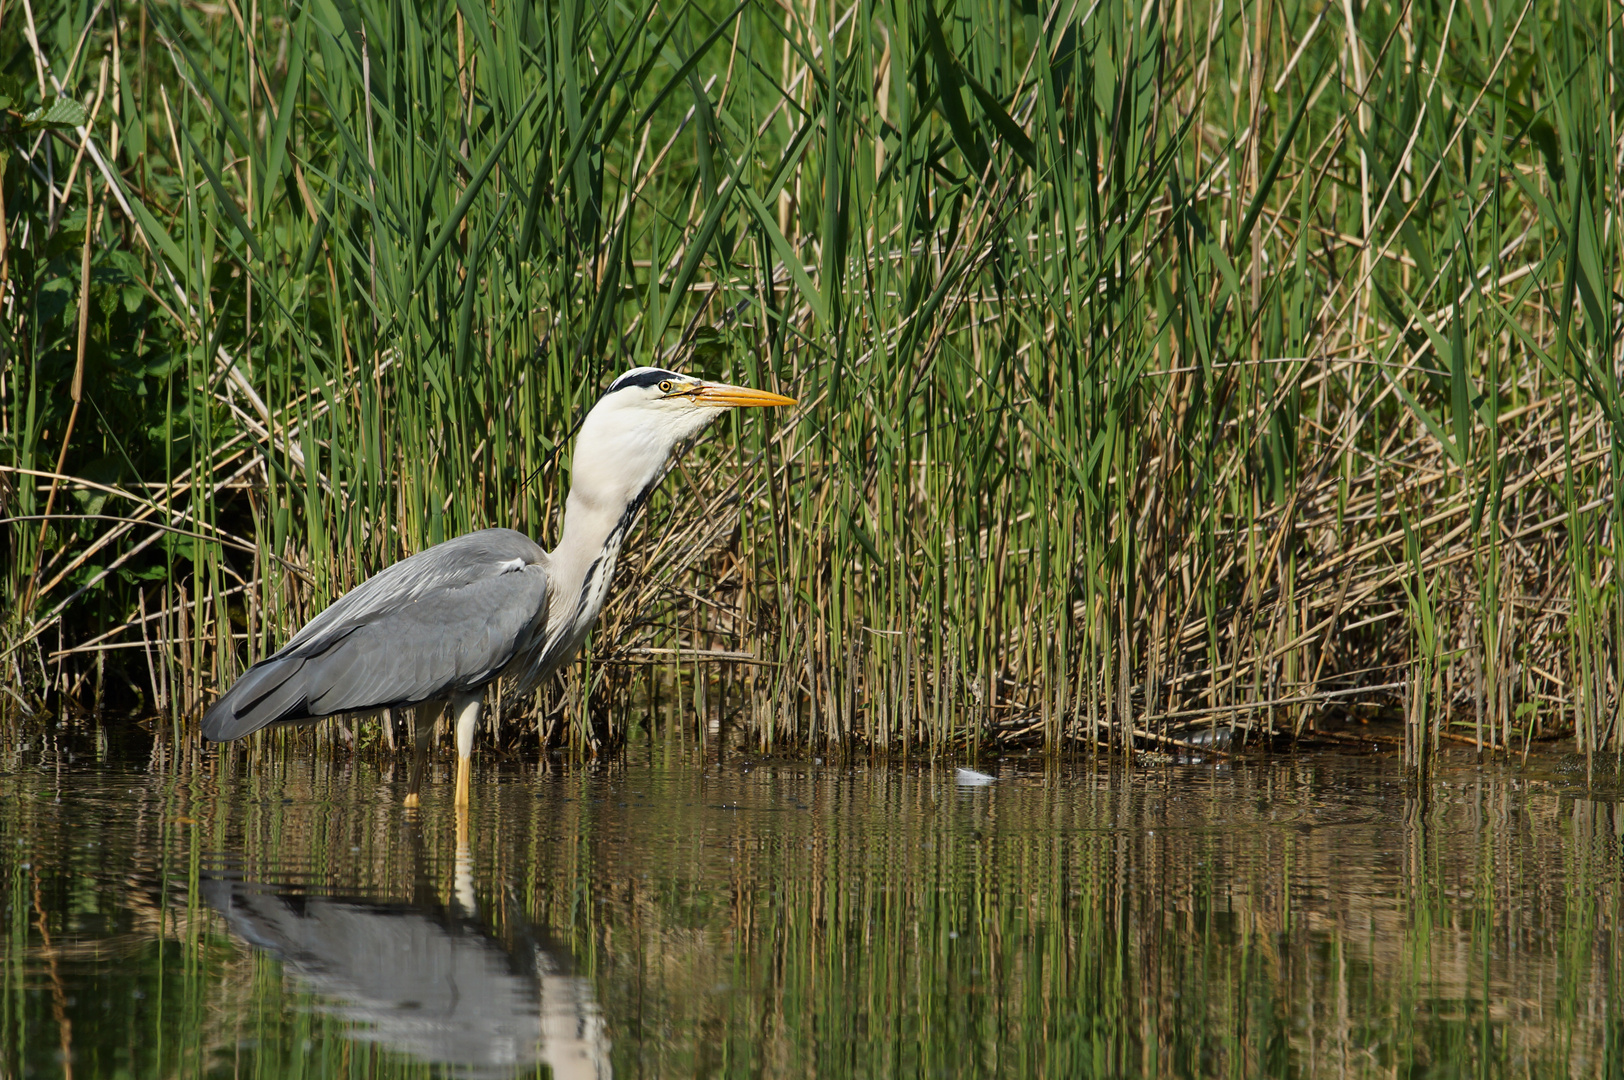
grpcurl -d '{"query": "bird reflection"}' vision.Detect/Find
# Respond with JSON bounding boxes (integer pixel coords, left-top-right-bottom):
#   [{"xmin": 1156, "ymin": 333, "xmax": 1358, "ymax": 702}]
[{"xmin": 203, "ymin": 813, "xmax": 609, "ymax": 1079}]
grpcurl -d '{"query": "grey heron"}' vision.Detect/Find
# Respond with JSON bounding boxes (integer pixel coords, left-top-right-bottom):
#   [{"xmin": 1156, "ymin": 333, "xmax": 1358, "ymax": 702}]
[{"xmin": 202, "ymin": 368, "xmax": 795, "ymax": 805}]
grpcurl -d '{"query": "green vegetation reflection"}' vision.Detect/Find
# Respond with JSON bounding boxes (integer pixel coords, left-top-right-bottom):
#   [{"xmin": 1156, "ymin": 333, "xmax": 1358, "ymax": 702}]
[{"xmin": 3, "ymin": 745, "xmax": 1621, "ymax": 1077}]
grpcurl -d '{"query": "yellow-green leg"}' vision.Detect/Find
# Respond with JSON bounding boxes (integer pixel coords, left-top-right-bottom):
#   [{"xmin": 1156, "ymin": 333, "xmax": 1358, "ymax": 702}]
[{"xmin": 451, "ymin": 691, "xmax": 481, "ymax": 808}]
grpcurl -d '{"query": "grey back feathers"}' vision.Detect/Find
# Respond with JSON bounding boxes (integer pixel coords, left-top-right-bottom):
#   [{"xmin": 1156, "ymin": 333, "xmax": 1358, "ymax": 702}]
[{"xmin": 201, "ymin": 530, "xmax": 550, "ymax": 741}]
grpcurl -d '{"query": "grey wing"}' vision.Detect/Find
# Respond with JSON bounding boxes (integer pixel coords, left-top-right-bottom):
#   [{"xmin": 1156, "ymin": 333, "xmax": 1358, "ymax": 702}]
[{"xmin": 202, "ymin": 529, "xmax": 550, "ymax": 741}]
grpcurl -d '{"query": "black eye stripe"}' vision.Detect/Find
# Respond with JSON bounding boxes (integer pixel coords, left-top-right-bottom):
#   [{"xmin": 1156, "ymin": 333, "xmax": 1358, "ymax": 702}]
[{"xmin": 607, "ymin": 368, "xmax": 684, "ymax": 394}]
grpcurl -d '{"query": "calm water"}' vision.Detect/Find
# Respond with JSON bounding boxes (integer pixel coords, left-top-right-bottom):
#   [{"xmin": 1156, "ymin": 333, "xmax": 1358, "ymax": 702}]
[{"xmin": 2, "ymin": 734, "xmax": 1621, "ymax": 1078}]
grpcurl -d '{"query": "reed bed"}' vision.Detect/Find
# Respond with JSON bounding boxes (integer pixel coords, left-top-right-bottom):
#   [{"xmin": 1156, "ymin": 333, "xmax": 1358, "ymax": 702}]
[{"xmin": 1, "ymin": 0, "xmax": 1620, "ymax": 761}]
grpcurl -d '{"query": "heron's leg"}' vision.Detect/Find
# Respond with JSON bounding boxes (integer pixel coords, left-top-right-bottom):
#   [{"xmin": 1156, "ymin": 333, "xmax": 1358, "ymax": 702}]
[
  {"xmin": 404, "ymin": 702, "xmax": 438, "ymax": 808},
  {"xmin": 451, "ymin": 690, "xmax": 482, "ymax": 808},
  {"xmin": 453, "ymin": 807, "xmax": 474, "ymax": 913}
]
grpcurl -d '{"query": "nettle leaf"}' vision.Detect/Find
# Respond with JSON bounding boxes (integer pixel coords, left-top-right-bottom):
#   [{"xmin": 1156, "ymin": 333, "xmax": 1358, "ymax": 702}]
[
  {"xmin": 70, "ymin": 564, "xmax": 107, "ymax": 589},
  {"xmin": 23, "ymin": 96, "xmax": 88, "ymax": 131},
  {"xmin": 72, "ymin": 486, "xmax": 110, "ymax": 517}
]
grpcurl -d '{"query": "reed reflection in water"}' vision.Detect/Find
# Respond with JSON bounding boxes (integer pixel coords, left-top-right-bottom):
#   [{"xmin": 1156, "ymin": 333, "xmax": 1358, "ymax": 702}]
[{"xmin": 1, "ymin": 739, "xmax": 1621, "ymax": 1078}]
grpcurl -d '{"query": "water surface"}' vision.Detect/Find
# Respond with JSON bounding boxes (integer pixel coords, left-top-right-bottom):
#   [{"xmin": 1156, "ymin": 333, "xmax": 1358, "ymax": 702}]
[{"xmin": 3, "ymin": 736, "xmax": 1621, "ymax": 1077}]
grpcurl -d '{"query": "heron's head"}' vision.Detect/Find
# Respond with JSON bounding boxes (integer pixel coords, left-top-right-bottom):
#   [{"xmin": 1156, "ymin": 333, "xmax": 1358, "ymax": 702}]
[{"xmin": 569, "ymin": 367, "xmax": 796, "ymax": 515}]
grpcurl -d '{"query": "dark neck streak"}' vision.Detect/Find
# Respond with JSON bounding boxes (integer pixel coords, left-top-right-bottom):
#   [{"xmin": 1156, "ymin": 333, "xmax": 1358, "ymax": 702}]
[{"xmin": 572, "ymin": 469, "xmax": 662, "ymax": 615}]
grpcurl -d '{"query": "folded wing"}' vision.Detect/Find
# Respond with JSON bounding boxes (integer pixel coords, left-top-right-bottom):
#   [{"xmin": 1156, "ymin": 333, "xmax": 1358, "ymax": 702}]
[{"xmin": 202, "ymin": 529, "xmax": 551, "ymax": 741}]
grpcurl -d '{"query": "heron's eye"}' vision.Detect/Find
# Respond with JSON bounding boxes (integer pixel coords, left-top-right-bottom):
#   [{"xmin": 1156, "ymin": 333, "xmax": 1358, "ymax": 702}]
[{"xmin": 658, "ymin": 380, "xmax": 673, "ymax": 394}]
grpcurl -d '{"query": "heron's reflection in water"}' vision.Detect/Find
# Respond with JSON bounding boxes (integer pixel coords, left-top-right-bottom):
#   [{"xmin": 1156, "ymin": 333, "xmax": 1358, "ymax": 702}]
[{"xmin": 204, "ymin": 814, "xmax": 609, "ymax": 1079}]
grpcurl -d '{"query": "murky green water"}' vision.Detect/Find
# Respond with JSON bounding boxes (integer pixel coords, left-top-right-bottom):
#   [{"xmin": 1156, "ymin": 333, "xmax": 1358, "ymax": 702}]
[{"xmin": 3, "ymin": 736, "xmax": 1621, "ymax": 1078}]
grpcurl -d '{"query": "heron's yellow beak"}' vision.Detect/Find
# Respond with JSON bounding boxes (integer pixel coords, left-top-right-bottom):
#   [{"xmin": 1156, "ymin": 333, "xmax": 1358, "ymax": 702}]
[{"xmin": 691, "ymin": 381, "xmax": 797, "ymax": 408}]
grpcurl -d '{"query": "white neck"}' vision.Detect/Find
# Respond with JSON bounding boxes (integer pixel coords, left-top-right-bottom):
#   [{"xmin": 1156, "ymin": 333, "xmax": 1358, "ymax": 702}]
[{"xmin": 539, "ymin": 390, "xmax": 726, "ymax": 667}]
